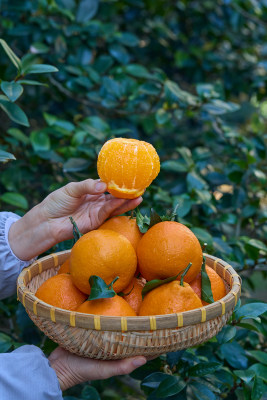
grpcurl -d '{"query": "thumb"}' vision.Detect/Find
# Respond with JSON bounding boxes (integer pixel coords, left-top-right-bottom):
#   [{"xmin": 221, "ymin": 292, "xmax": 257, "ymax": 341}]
[{"xmin": 64, "ymin": 179, "xmax": 107, "ymax": 198}]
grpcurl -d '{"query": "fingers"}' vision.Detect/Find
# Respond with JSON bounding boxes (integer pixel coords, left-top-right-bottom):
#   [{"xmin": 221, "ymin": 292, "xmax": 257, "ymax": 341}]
[
  {"xmin": 81, "ymin": 356, "xmax": 147, "ymax": 381},
  {"xmin": 110, "ymin": 197, "xmax": 143, "ymax": 217},
  {"xmin": 64, "ymin": 179, "xmax": 107, "ymax": 198}
]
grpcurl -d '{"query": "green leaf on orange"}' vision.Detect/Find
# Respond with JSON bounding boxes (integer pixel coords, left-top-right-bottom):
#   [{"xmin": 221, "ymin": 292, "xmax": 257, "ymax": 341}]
[
  {"xmin": 201, "ymin": 256, "xmax": 214, "ymax": 303},
  {"xmin": 88, "ymin": 275, "xmax": 118, "ymax": 301}
]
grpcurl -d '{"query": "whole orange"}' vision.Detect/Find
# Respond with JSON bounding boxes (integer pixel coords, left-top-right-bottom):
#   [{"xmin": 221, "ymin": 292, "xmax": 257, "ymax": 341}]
[
  {"xmin": 70, "ymin": 229, "xmax": 137, "ymax": 295},
  {"xmin": 58, "ymin": 259, "xmax": 70, "ymax": 274},
  {"xmin": 35, "ymin": 274, "xmax": 87, "ymax": 311},
  {"xmin": 98, "ymin": 216, "xmax": 143, "ymax": 251},
  {"xmin": 76, "ymin": 295, "xmax": 136, "ymax": 316},
  {"xmin": 139, "ymin": 280, "xmax": 202, "ymax": 316},
  {"xmin": 122, "ymin": 277, "xmax": 146, "ymax": 314},
  {"xmin": 97, "ymin": 138, "xmax": 160, "ymax": 199},
  {"xmin": 190, "ymin": 266, "xmax": 226, "ymax": 305},
  {"xmin": 137, "ymin": 221, "xmax": 202, "ymax": 283}
]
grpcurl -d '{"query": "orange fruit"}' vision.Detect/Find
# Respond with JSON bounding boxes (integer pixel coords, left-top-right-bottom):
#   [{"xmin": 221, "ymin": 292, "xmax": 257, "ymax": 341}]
[
  {"xmin": 137, "ymin": 221, "xmax": 202, "ymax": 283},
  {"xmin": 98, "ymin": 216, "xmax": 143, "ymax": 251},
  {"xmin": 97, "ymin": 138, "xmax": 160, "ymax": 199},
  {"xmin": 35, "ymin": 274, "xmax": 87, "ymax": 311},
  {"xmin": 190, "ymin": 266, "xmax": 226, "ymax": 305},
  {"xmin": 122, "ymin": 277, "xmax": 146, "ymax": 314},
  {"xmin": 70, "ymin": 229, "xmax": 137, "ymax": 295},
  {"xmin": 58, "ymin": 259, "xmax": 70, "ymax": 274},
  {"xmin": 76, "ymin": 295, "xmax": 136, "ymax": 316},
  {"xmin": 139, "ymin": 280, "xmax": 202, "ymax": 316}
]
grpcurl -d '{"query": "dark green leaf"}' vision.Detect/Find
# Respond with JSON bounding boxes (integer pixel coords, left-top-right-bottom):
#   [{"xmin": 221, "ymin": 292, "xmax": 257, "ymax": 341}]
[
  {"xmin": 161, "ymin": 160, "xmax": 188, "ymax": 173},
  {"xmin": 247, "ymin": 239, "xmax": 267, "ymax": 253},
  {"xmin": 1, "ymin": 81, "xmax": 23, "ymax": 102},
  {"xmin": 125, "ymin": 64, "xmax": 150, "ymax": 78},
  {"xmin": 235, "ymin": 303, "xmax": 267, "ymax": 321},
  {"xmin": 7, "ymin": 128, "xmax": 29, "ymax": 144},
  {"xmin": 88, "ymin": 275, "xmax": 118, "ymax": 300},
  {"xmin": 201, "ymin": 257, "xmax": 214, "ymax": 304},
  {"xmin": 76, "ymin": 0, "xmax": 99, "ymax": 23},
  {"xmin": 141, "ymin": 372, "xmax": 168, "ymax": 392},
  {"xmin": 69, "ymin": 216, "xmax": 83, "ymax": 242},
  {"xmin": 81, "ymin": 385, "xmax": 101, "ymax": 400},
  {"xmin": 191, "ymin": 228, "xmax": 213, "ymax": 247},
  {"xmin": 149, "ymin": 209, "xmax": 163, "ymax": 229},
  {"xmin": 251, "ymin": 377, "xmax": 266, "ymax": 400},
  {"xmin": 142, "ymin": 274, "xmax": 180, "ymax": 299},
  {"xmin": 0, "ymin": 333, "xmax": 13, "ymax": 353},
  {"xmin": 165, "ymin": 80, "xmax": 199, "ymax": 106},
  {"xmin": 109, "ymin": 44, "xmax": 130, "ymax": 65},
  {"xmin": 248, "ymin": 351, "xmax": 267, "ymax": 365},
  {"xmin": 19, "ymin": 80, "xmax": 48, "ymax": 86},
  {"xmin": 0, "ymin": 192, "xmax": 28, "ymax": 209},
  {"xmin": 249, "ymin": 364, "xmax": 267, "ymax": 383},
  {"xmin": 30, "ymin": 131, "xmax": 50, "ymax": 152},
  {"xmin": 154, "ymin": 375, "xmax": 186, "ymax": 398},
  {"xmin": 190, "ymin": 381, "xmax": 216, "ymax": 400},
  {"xmin": 216, "ymin": 326, "xmax": 236, "ymax": 344},
  {"xmin": 187, "ymin": 171, "xmax": 208, "ymax": 191},
  {"xmin": 63, "ymin": 158, "xmax": 90, "ymax": 172},
  {"xmin": 0, "ymin": 96, "xmax": 29, "ymax": 126},
  {"xmin": 220, "ymin": 342, "xmax": 248, "ymax": 369},
  {"xmin": 0, "ymin": 39, "xmax": 21, "ymax": 70},
  {"xmin": 0, "ymin": 149, "xmax": 16, "ymax": 163},
  {"xmin": 188, "ymin": 362, "xmax": 221, "ymax": 377},
  {"xmin": 23, "ymin": 64, "xmax": 58, "ymax": 75},
  {"xmin": 234, "ymin": 369, "xmax": 255, "ymax": 384},
  {"xmin": 135, "ymin": 208, "xmax": 150, "ymax": 233}
]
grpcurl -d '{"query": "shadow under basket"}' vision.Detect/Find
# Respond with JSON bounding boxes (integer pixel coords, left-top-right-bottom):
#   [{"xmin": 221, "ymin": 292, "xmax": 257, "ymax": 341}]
[{"xmin": 17, "ymin": 252, "xmax": 241, "ymax": 360}]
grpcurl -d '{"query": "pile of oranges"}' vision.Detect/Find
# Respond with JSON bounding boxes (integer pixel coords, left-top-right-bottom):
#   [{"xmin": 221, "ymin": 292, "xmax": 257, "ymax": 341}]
[{"xmin": 35, "ymin": 138, "xmax": 226, "ymax": 317}]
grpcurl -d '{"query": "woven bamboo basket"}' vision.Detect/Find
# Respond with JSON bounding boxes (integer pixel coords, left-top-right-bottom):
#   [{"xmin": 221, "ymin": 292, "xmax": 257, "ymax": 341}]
[{"xmin": 17, "ymin": 251, "xmax": 241, "ymax": 360}]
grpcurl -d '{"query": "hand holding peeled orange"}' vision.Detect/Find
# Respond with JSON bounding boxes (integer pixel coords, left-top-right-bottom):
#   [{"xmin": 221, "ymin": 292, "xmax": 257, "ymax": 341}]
[{"xmin": 35, "ymin": 137, "xmax": 227, "ymax": 317}]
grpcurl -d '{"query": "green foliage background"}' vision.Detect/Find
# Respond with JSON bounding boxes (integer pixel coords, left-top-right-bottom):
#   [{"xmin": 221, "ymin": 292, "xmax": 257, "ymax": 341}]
[{"xmin": 0, "ymin": 1, "xmax": 266, "ymax": 399}]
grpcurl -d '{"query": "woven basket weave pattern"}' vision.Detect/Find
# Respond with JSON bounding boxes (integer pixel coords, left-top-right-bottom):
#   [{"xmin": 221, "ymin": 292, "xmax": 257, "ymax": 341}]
[{"xmin": 17, "ymin": 252, "xmax": 241, "ymax": 360}]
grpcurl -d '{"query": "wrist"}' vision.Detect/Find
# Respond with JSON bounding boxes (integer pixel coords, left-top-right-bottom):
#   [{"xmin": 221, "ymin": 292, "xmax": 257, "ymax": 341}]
[{"xmin": 8, "ymin": 205, "xmax": 56, "ymax": 261}]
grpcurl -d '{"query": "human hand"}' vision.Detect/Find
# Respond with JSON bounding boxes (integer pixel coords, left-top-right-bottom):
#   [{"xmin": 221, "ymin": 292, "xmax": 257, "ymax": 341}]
[
  {"xmin": 49, "ymin": 346, "xmax": 146, "ymax": 391},
  {"xmin": 9, "ymin": 179, "xmax": 142, "ymax": 260}
]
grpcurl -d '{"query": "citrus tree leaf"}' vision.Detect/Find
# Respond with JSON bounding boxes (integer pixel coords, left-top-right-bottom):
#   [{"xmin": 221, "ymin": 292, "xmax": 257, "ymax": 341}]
[
  {"xmin": 0, "ymin": 149, "xmax": 16, "ymax": 163},
  {"xmin": 154, "ymin": 375, "xmax": 186, "ymax": 398},
  {"xmin": 0, "ymin": 95, "xmax": 29, "ymax": 126},
  {"xmin": 23, "ymin": 64, "xmax": 58, "ymax": 75},
  {"xmin": 235, "ymin": 302, "xmax": 267, "ymax": 321},
  {"xmin": 188, "ymin": 362, "xmax": 221, "ymax": 377},
  {"xmin": 201, "ymin": 257, "xmax": 214, "ymax": 304},
  {"xmin": 149, "ymin": 209, "xmax": 163, "ymax": 228},
  {"xmin": 0, "ymin": 39, "xmax": 21, "ymax": 70},
  {"xmin": 1, "ymin": 81, "xmax": 23, "ymax": 102},
  {"xmin": 0, "ymin": 192, "xmax": 28, "ymax": 209},
  {"xmin": 88, "ymin": 275, "xmax": 118, "ymax": 300},
  {"xmin": 142, "ymin": 274, "xmax": 179, "ymax": 299},
  {"xmin": 135, "ymin": 207, "xmax": 150, "ymax": 233}
]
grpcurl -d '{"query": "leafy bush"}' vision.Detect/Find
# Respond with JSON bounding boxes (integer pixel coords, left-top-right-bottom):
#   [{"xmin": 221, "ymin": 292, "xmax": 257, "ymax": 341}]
[{"xmin": 0, "ymin": 1, "xmax": 266, "ymax": 399}]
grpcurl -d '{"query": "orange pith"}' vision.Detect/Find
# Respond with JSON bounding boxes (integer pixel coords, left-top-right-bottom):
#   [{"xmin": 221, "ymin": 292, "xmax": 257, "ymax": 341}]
[
  {"xmin": 123, "ymin": 277, "xmax": 146, "ymax": 314},
  {"xmin": 35, "ymin": 274, "xmax": 87, "ymax": 311},
  {"xmin": 76, "ymin": 295, "xmax": 136, "ymax": 316},
  {"xmin": 97, "ymin": 138, "xmax": 160, "ymax": 199},
  {"xmin": 69, "ymin": 229, "xmax": 137, "ymax": 295},
  {"xmin": 190, "ymin": 265, "xmax": 226, "ymax": 305},
  {"xmin": 138, "ymin": 280, "xmax": 202, "ymax": 316},
  {"xmin": 98, "ymin": 216, "xmax": 143, "ymax": 251},
  {"xmin": 137, "ymin": 221, "xmax": 203, "ymax": 284},
  {"xmin": 58, "ymin": 259, "xmax": 70, "ymax": 274}
]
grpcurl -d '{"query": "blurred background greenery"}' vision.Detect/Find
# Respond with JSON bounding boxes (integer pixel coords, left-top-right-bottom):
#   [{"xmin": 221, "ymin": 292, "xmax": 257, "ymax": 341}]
[{"xmin": 0, "ymin": 1, "xmax": 266, "ymax": 399}]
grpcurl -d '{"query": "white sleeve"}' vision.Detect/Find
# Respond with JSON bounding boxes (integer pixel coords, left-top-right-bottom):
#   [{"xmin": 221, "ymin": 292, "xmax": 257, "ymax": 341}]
[{"xmin": 0, "ymin": 212, "xmax": 36, "ymax": 300}]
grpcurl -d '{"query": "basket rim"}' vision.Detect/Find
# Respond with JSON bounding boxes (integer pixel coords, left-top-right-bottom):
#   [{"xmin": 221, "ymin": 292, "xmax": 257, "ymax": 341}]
[{"xmin": 17, "ymin": 251, "xmax": 241, "ymax": 332}]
